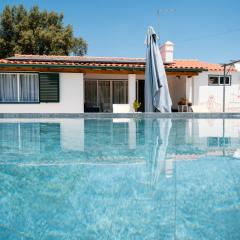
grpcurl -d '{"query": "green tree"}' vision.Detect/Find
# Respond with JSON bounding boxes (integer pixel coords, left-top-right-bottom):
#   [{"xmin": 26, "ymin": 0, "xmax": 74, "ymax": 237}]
[{"xmin": 0, "ymin": 5, "xmax": 88, "ymax": 58}]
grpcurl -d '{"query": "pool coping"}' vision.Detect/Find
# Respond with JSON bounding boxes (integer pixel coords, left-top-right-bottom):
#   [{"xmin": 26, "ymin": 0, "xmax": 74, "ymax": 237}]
[{"xmin": 1, "ymin": 112, "xmax": 240, "ymax": 119}]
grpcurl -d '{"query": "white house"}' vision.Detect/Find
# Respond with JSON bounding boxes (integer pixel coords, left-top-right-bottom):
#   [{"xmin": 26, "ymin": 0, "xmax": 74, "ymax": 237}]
[{"xmin": 0, "ymin": 42, "xmax": 239, "ymax": 113}]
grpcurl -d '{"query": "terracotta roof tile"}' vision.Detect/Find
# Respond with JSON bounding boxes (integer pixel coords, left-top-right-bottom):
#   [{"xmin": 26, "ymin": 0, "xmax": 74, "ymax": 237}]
[
  {"xmin": 168, "ymin": 59, "xmax": 225, "ymax": 71},
  {"xmin": 0, "ymin": 55, "xmax": 233, "ymax": 72}
]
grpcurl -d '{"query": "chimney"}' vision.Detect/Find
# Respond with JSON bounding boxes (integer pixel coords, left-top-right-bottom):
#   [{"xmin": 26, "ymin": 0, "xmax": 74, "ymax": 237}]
[
  {"xmin": 160, "ymin": 41, "xmax": 174, "ymax": 64},
  {"xmin": 234, "ymin": 63, "xmax": 240, "ymax": 72}
]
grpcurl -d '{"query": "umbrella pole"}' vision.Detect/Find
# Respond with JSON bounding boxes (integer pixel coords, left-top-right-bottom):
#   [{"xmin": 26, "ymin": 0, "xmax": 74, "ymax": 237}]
[{"xmin": 223, "ymin": 64, "xmax": 226, "ymax": 112}]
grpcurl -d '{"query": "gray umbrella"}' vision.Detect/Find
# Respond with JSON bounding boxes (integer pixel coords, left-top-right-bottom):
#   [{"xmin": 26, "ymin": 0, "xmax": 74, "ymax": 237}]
[{"xmin": 145, "ymin": 26, "xmax": 172, "ymax": 112}]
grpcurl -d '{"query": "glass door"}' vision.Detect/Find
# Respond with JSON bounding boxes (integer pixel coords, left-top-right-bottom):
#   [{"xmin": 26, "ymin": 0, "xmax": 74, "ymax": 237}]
[
  {"xmin": 85, "ymin": 80, "xmax": 99, "ymax": 112},
  {"xmin": 112, "ymin": 81, "xmax": 128, "ymax": 104},
  {"xmin": 98, "ymin": 81, "xmax": 111, "ymax": 112},
  {"xmin": 84, "ymin": 80, "xmax": 128, "ymax": 112}
]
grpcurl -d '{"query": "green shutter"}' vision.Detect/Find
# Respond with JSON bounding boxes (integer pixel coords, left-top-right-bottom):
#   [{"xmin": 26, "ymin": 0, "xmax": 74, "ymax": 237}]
[{"xmin": 39, "ymin": 73, "xmax": 59, "ymax": 102}]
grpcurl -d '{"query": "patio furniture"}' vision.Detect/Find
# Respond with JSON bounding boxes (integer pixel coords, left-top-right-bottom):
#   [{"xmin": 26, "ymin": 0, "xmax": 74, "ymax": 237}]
[
  {"xmin": 112, "ymin": 104, "xmax": 131, "ymax": 123},
  {"xmin": 191, "ymin": 105, "xmax": 210, "ymax": 112},
  {"xmin": 178, "ymin": 104, "xmax": 189, "ymax": 112},
  {"xmin": 113, "ymin": 104, "xmax": 131, "ymax": 113}
]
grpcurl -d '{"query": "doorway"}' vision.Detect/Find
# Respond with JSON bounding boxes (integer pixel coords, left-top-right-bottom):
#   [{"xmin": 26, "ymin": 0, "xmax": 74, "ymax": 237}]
[{"xmin": 137, "ymin": 80, "xmax": 145, "ymax": 112}]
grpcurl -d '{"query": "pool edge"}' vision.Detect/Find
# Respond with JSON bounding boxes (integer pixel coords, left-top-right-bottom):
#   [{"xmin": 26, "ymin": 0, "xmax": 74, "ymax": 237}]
[{"xmin": 0, "ymin": 112, "xmax": 240, "ymax": 119}]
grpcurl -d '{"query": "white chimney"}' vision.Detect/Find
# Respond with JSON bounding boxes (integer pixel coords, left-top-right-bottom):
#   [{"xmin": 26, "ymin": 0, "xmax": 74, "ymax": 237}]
[
  {"xmin": 234, "ymin": 63, "xmax": 240, "ymax": 72},
  {"xmin": 160, "ymin": 41, "xmax": 174, "ymax": 63}
]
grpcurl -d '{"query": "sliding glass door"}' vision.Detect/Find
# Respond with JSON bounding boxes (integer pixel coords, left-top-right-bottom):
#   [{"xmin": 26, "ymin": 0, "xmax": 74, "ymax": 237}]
[
  {"xmin": 98, "ymin": 81, "xmax": 111, "ymax": 112},
  {"xmin": 112, "ymin": 81, "xmax": 128, "ymax": 104},
  {"xmin": 84, "ymin": 80, "xmax": 128, "ymax": 112},
  {"xmin": 85, "ymin": 80, "xmax": 98, "ymax": 112}
]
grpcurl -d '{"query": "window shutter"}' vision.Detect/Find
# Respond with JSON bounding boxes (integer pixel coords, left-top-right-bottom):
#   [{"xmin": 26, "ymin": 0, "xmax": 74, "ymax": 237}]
[{"xmin": 39, "ymin": 73, "xmax": 59, "ymax": 102}]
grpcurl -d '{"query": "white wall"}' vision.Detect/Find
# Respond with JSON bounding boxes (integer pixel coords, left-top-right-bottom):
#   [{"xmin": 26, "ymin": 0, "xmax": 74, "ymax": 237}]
[
  {"xmin": 192, "ymin": 71, "xmax": 240, "ymax": 112},
  {"xmin": 2, "ymin": 69, "xmax": 239, "ymax": 114},
  {"xmin": 168, "ymin": 76, "xmax": 186, "ymax": 110},
  {"xmin": 186, "ymin": 77, "xmax": 193, "ymax": 103},
  {"xmin": 128, "ymin": 74, "xmax": 136, "ymax": 112},
  {"xmin": 0, "ymin": 73, "xmax": 84, "ymax": 113}
]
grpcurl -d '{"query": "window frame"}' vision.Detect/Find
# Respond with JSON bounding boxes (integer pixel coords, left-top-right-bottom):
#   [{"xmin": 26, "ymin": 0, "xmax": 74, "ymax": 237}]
[
  {"xmin": 84, "ymin": 79, "xmax": 128, "ymax": 112},
  {"xmin": 208, "ymin": 74, "xmax": 231, "ymax": 86},
  {"xmin": 0, "ymin": 72, "xmax": 40, "ymax": 104}
]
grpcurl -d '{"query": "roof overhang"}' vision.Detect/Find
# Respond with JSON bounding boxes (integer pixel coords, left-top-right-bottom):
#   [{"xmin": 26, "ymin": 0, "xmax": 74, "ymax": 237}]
[{"xmin": 0, "ymin": 62, "xmax": 204, "ymax": 76}]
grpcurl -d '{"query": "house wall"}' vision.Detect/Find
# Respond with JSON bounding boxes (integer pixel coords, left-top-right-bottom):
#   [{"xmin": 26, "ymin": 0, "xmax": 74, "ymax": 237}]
[
  {"xmin": 0, "ymin": 73, "xmax": 84, "ymax": 113},
  {"xmin": 0, "ymin": 72, "xmax": 141, "ymax": 113},
  {"xmin": 84, "ymin": 73, "xmax": 186, "ymax": 111},
  {"xmin": 167, "ymin": 76, "xmax": 186, "ymax": 110},
  {"xmin": 192, "ymin": 71, "xmax": 240, "ymax": 112},
  {"xmin": 2, "ymin": 69, "xmax": 239, "ymax": 113}
]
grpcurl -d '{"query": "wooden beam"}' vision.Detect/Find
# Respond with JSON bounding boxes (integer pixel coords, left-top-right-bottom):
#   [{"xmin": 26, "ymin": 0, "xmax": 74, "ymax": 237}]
[
  {"xmin": 166, "ymin": 72, "xmax": 199, "ymax": 76},
  {"xmin": 0, "ymin": 66, "xmax": 145, "ymax": 75},
  {"xmin": 0, "ymin": 66, "xmax": 200, "ymax": 76}
]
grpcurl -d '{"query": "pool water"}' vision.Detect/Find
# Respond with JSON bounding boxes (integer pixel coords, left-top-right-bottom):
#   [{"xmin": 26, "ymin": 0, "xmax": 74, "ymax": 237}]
[{"xmin": 0, "ymin": 118, "xmax": 239, "ymax": 239}]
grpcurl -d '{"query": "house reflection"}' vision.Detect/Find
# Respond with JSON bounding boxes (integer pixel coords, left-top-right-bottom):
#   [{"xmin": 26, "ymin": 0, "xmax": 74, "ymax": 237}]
[
  {"xmin": 0, "ymin": 119, "xmax": 145, "ymax": 164},
  {"xmin": 0, "ymin": 122, "xmax": 60, "ymax": 154},
  {"xmin": 0, "ymin": 118, "xmax": 240, "ymax": 176}
]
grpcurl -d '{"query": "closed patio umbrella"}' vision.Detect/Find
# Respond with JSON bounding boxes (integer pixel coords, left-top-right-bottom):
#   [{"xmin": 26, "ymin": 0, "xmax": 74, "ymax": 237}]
[{"xmin": 145, "ymin": 26, "xmax": 172, "ymax": 112}]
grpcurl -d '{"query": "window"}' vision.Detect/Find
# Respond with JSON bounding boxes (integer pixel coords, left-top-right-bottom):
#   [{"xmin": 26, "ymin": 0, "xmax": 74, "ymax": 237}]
[
  {"xmin": 0, "ymin": 73, "xmax": 39, "ymax": 103},
  {"xmin": 219, "ymin": 76, "xmax": 230, "ymax": 85},
  {"xmin": 207, "ymin": 137, "xmax": 231, "ymax": 147},
  {"xmin": 0, "ymin": 73, "xmax": 18, "ymax": 102},
  {"xmin": 85, "ymin": 80, "xmax": 98, "ymax": 107},
  {"xmin": 208, "ymin": 75, "xmax": 231, "ymax": 86},
  {"xmin": 112, "ymin": 81, "xmax": 128, "ymax": 104},
  {"xmin": 208, "ymin": 76, "xmax": 219, "ymax": 85},
  {"xmin": 19, "ymin": 74, "xmax": 39, "ymax": 102},
  {"xmin": 84, "ymin": 80, "xmax": 128, "ymax": 112}
]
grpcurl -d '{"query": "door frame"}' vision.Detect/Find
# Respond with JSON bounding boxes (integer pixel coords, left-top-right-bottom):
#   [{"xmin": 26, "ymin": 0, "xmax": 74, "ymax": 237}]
[{"xmin": 84, "ymin": 79, "xmax": 128, "ymax": 112}]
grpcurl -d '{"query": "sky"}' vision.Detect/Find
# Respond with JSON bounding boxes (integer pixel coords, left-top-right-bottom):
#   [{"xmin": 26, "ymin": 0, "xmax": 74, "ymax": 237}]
[{"xmin": 1, "ymin": 0, "xmax": 240, "ymax": 63}]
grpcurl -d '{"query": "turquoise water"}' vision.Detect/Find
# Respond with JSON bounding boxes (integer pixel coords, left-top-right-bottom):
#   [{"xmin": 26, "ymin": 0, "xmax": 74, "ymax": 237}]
[{"xmin": 0, "ymin": 118, "xmax": 240, "ymax": 240}]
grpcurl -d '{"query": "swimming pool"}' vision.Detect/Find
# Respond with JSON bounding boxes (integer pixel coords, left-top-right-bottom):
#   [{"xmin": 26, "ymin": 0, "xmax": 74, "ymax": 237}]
[{"xmin": 0, "ymin": 118, "xmax": 239, "ymax": 239}]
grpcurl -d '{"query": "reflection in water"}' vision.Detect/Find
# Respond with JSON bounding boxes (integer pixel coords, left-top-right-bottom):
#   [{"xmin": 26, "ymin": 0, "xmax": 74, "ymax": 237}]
[
  {"xmin": 145, "ymin": 118, "xmax": 172, "ymax": 188},
  {"xmin": 1, "ymin": 118, "xmax": 240, "ymax": 176},
  {"xmin": 0, "ymin": 118, "xmax": 240, "ymax": 239},
  {"xmin": 0, "ymin": 118, "xmax": 240, "ymax": 171}
]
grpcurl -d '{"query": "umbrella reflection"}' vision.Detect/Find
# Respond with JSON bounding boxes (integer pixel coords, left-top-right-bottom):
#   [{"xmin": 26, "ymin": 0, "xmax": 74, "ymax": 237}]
[{"xmin": 146, "ymin": 118, "xmax": 172, "ymax": 188}]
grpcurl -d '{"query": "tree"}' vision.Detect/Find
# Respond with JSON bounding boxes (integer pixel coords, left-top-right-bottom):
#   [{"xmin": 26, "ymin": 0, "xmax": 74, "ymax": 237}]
[{"xmin": 0, "ymin": 5, "xmax": 88, "ymax": 58}]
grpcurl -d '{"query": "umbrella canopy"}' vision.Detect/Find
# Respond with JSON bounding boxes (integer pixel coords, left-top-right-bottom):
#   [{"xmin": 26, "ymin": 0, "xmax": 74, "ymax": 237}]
[{"xmin": 145, "ymin": 26, "xmax": 172, "ymax": 112}]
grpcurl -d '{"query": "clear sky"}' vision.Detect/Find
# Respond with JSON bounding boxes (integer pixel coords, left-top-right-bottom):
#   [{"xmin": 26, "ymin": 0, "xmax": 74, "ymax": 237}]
[{"xmin": 1, "ymin": 0, "xmax": 240, "ymax": 63}]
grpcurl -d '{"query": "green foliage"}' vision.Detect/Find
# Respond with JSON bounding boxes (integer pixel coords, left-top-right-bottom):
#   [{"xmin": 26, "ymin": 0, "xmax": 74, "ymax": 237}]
[
  {"xmin": 0, "ymin": 5, "xmax": 88, "ymax": 58},
  {"xmin": 72, "ymin": 37, "xmax": 88, "ymax": 56},
  {"xmin": 133, "ymin": 99, "xmax": 141, "ymax": 112}
]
